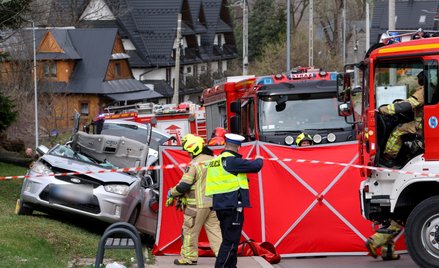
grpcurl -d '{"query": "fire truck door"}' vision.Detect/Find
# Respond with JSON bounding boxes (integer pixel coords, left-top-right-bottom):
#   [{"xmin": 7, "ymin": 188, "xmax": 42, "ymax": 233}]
[{"xmin": 423, "ymin": 61, "xmax": 439, "ymax": 160}]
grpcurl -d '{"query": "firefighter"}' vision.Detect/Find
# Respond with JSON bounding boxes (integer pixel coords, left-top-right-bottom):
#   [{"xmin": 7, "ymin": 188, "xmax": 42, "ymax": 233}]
[
  {"xmin": 166, "ymin": 134, "xmax": 222, "ymax": 265},
  {"xmin": 365, "ymin": 220, "xmax": 402, "ymax": 260},
  {"xmin": 295, "ymin": 132, "xmax": 314, "ymax": 147},
  {"xmin": 379, "ymin": 71, "xmax": 425, "ymax": 167},
  {"xmin": 208, "ymin": 127, "xmax": 227, "ymax": 146},
  {"xmin": 206, "ymin": 133, "xmax": 263, "ymax": 268}
]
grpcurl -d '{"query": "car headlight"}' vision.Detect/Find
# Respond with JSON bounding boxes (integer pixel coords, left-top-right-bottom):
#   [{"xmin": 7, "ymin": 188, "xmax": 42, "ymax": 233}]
[
  {"xmin": 30, "ymin": 162, "xmax": 52, "ymax": 175},
  {"xmin": 104, "ymin": 184, "xmax": 130, "ymax": 195},
  {"xmin": 313, "ymin": 134, "xmax": 322, "ymax": 144},
  {"xmin": 284, "ymin": 135, "xmax": 294, "ymax": 145}
]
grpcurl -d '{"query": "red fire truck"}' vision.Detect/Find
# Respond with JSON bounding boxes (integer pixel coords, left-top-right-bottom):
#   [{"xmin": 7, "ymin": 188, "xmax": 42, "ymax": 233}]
[
  {"xmin": 338, "ymin": 29, "xmax": 439, "ymax": 267},
  {"xmin": 101, "ymin": 102, "xmax": 207, "ymax": 145},
  {"xmin": 202, "ymin": 68, "xmax": 353, "ymax": 146}
]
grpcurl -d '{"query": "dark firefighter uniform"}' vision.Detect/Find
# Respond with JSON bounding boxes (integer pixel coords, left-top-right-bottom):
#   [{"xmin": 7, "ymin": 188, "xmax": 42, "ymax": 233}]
[
  {"xmin": 206, "ymin": 133, "xmax": 263, "ymax": 268},
  {"xmin": 380, "ymin": 73, "xmax": 424, "ymax": 161}
]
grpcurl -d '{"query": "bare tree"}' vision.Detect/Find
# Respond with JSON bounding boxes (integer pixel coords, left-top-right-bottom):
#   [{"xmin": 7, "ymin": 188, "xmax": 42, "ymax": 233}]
[
  {"xmin": 290, "ymin": 0, "xmax": 309, "ymax": 36},
  {"xmin": 315, "ymin": 0, "xmax": 366, "ymax": 58}
]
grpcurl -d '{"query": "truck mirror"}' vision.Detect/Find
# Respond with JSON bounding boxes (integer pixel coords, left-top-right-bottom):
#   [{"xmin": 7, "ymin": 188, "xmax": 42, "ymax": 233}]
[
  {"xmin": 230, "ymin": 115, "xmax": 240, "ymax": 134},
  {"xmin": 352, "ymin": 85, "xmax": 362, "ymax": 94},
  {"xmin": 338, "ymin": 102, "xmax": 353, "ymax": 117},
  {"xmin": 230, "ymin": 101, "xmax": 241, "ymax": 114},
  {"xmin": 336, "ymin": 73, "xmax": 345, "ymax": 101}
]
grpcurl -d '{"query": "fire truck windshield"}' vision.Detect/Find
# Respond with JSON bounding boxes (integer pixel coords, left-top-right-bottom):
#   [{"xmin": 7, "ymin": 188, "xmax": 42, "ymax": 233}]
[{"xmin": 259, "ymin": 93, "xmax": 350, "ymax": 132}]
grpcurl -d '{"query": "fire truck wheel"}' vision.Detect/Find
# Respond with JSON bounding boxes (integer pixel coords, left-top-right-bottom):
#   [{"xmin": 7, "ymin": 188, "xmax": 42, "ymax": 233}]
[{"xmin": 406, "ymin": 196, "xmax": 439, "ymax": 268}]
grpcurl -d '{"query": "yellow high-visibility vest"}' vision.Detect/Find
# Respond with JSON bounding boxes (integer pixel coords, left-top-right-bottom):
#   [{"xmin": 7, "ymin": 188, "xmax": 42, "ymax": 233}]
[{"xmin": 205, "ymin": 152, "xmax": 248, "ymax": 196}]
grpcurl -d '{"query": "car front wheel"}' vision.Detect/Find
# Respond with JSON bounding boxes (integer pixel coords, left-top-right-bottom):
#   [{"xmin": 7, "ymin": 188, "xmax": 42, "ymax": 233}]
[
  {"xmin": 15, "ymin": 199, "xmax": 33, "ymax": 215},
  {"xmin": 406, "ymin": 196, "xmax": 439, "ymax": 268}
]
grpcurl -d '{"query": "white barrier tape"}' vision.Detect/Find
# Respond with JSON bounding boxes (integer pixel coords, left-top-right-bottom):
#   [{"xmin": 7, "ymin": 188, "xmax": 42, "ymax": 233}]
[{"xmin": 1, "ymin": 156, "xmax": 438, "ymax": 181}]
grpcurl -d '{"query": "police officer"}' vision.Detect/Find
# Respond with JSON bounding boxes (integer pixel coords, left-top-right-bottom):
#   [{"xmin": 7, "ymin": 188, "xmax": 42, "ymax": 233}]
[
  {"xmin": 167, "ymin": 134, "xmax": 222, "ymax": 265},
  {"xmin": 379, "ymin": 71, "xmax": 425, "ymax": 167},
  {"xmin": 206, "ymin": 133, "xmax": 263, "ymax": 268}
]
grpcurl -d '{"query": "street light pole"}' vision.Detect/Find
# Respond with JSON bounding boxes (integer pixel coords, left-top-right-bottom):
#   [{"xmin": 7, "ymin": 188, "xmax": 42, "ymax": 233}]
[
  {"xmin": 286, "ymin": 0, "xmax": 291, "ymax": 72},
  {"xmin": 32, "ymin": 21, "xmax": 39, "ymax": 148},
  {"xmin": 242, "ymin": 0, "xmax": 248, "ymax": 75}
]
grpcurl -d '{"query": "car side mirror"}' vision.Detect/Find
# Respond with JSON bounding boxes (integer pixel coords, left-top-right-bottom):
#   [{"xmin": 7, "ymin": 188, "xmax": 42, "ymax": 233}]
[{"xmin": 36, "ymin": 145, "xmax": 49, "ymax": 156}]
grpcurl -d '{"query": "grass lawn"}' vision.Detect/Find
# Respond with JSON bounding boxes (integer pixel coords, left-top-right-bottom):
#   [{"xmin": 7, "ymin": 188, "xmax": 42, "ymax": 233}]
[{"xmin": 0, "ymin": 162, "xmax": 149, "ymax": 267}]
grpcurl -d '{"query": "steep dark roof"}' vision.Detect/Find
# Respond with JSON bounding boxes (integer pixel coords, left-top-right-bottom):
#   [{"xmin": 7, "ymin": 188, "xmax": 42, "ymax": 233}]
[
  {"xmin": 371, "ymin": 0, "xmax": 439, "ymax": 46},
  {"xmin": 37, "ymin": 30, "xmax": 82, "ymax": 60},
  {"xmin": 72, "ymin": 0, "xmax": 238, "ymax": 68},
  {"xmin": 36, "ymin": 28, "xmax": 158, "ymax": 99},
  {"xmin": 105, "ymin": 88, "xmax": 163, "ymax": 101},
  {"xmin": 142, "ymin": 79, "xmax": 174, "ymax": 98}
]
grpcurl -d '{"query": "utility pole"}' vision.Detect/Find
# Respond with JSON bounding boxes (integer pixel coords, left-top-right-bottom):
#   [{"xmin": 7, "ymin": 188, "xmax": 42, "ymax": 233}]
[
  {"xmin": 342, "ymin": 0, "xmax": 346, "ymax": 66},
  {"xmin": 172, "ymin": 13, "xmax": 182, "ymax": 104},
  {"xmin": 309, "ymin": 0, "xmax": 313, "ymax": 66},
  {"xmin": 32, "ymin": 21, "xmax": 39, "ymax": 148},
  {"xmin": 287, "ymin": 0, "xmax": 291, "ymax": 72},
  {"xmin": 366, "ymin": 1, "xmax": 370, "ymax": 51},
  {"xmin": 389, "ymin": 0, "xmax": 396, "ymax": 85},
  {"xmin": 242, "ymin": 0, "xmax": 248, "ymax": 75},
  {"xmin": 388, "ymin": 0, "xmax": 395, "ymax": 31}
]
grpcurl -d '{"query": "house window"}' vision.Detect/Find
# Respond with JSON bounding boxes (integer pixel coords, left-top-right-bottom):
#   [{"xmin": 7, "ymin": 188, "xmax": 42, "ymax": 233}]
[
  {"xmin": 201, "ymin": 65, "xmax": 206, "ymax": 72},
  {"xmin": 186, "ymin": 66, "xmax": 192, "ymax": 73},
  {"xmin": 44, "ymin": 62, "xmax": 57, "ymax": 78},
  {"xmin": 80, "ymin": 102, "xmax": 89, "ymax": 116},
  {"xmin": 114, "ymin": 62, "xmax": 121, "ymax": 77}
]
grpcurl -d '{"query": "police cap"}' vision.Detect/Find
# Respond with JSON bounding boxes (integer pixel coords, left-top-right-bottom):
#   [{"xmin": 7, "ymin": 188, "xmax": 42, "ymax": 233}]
[{"xmin": 225, "ymin": 133, "xmax": 245, "ymax": 145}]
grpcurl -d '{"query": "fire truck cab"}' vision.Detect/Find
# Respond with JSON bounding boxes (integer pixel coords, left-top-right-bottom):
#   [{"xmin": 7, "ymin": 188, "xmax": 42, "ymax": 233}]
[
  {"xmin": 202, "ymin": 69, "xmax": 355, "ymax": 146},
  {"xmin": 338, "ymin": 29, "xmax": 439, "ymax": 267}
]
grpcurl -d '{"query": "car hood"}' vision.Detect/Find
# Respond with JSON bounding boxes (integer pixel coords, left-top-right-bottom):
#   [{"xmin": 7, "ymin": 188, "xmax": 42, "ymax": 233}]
[{"xmin": 41, "ymin": 154, "xmax": 138, "ymax": 184}]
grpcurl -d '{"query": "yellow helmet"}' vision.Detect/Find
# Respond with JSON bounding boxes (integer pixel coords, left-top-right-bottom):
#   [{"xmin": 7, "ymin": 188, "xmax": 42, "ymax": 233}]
[
  {"xmin": 295, "ymin": 133, "xmax": 313, "ymax": 146},
  {"xmin": 183, "ymin": 135, "xmax": 205, "ymax": 156},
  {"xmin": 181, "ymin": 133, "xmax": 195, "ymax": 147}
]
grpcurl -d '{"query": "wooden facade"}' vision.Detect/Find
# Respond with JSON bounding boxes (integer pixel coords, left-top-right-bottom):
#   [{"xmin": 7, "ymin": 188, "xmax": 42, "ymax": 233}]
[{"xmin": 1, "ymin": 29, "xmax": 135, "ymax": 136}]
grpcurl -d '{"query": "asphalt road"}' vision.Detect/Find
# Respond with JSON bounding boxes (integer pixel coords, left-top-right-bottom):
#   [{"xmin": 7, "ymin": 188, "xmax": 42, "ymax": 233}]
[{"xmin": 272, "ymin": 254, "xmax": 418, "ymax": 268}]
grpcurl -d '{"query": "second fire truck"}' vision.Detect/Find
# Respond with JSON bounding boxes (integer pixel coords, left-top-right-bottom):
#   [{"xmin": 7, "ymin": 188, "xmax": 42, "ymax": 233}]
[{"xmin": 202, "ymin": 68, "xmax": 355, "ymax": 146}]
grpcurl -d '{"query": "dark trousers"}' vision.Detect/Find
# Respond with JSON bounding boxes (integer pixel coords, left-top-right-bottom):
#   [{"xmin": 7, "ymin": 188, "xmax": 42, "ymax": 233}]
[{"xmin": 215, "ymin": 209, "xmax": 244, "ymax": 268}]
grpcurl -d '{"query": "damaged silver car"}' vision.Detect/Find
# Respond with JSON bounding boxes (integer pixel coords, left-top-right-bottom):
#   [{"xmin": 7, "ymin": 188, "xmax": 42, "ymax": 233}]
[{"xmin": 16, "ymin": 115, "xmax": 169, "ymax": 236}]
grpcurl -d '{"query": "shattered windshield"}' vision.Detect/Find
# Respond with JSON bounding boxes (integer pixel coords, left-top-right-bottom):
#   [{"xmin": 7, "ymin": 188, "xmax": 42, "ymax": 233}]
[
  {"xmin": 49, "ymin": 145, "xmax": 117, "ymax": 168},
  {"xmin": 259, "ymin": 93, "xmax": 351, "ymax": 132}
]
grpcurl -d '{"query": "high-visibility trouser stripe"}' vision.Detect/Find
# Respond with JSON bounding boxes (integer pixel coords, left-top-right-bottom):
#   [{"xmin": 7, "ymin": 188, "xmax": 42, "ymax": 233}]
[
  {"xmin": 384, "ymin": 129, "xmax": 405, "ymax": 157},
  {"xmin": 186, "ymin": 198, "xmax": 196, "ymax": 205}
]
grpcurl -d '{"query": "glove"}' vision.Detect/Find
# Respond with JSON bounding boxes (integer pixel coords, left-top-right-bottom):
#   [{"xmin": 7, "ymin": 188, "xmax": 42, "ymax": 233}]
[
  {"xmin": 166, "ymin": 190, "xmax": 175, "ymax": 207},
  {"xmin": 166, "ymin": 196, "xmax": 174, "ymax": 207},
  {"xmin": 175, "ymin": 196, "xmax": 187, "ymax": 211}
]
